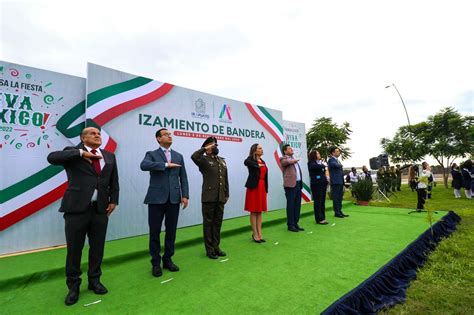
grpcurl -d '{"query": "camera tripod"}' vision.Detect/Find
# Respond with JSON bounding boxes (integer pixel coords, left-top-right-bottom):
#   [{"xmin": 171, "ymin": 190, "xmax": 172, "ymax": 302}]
[{"xmin": 373, "ymin": 184, "xmax": 391, "ymax": 202}]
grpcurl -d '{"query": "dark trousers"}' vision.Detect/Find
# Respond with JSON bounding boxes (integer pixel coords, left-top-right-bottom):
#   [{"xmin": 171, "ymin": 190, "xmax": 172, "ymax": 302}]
[
  {"xmin": 148, "ymin": 202, "xmax": 180, "ymax": 267},
  {"xmin": 416, "ymin": 188, "xmax": 427, "ymax": 210},
  {"xmin": 331, "ymin": 184, "xmax": 344, "ymax": 216},
  {"xmin": 64, "ymin": 203, "xmax": 108, "ymax": 290},
  {"xmin": 284, "ymin": 181, "xmax": 302, "ymax": 228},
  {"xmin": 427, "ymin": 183, "xmax": 433, "ymax": 198},
  {"xmin": 202, "ymin": 202, "xmax": 224, "ymax": 255},
  {"xmin": 311, "ymin": 183, "xmax": 327, "ymax": 223}
]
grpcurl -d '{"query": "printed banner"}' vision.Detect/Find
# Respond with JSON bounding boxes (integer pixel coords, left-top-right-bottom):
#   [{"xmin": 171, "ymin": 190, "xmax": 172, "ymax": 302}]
[
  {"xmin": 0, "ymin": 61, "xmax": 310, "ymax": 255},
  {"xmin": 85, "ymin": 63, "xmax": 311, "ymax": 240},
  {"xmin": 0, "ymin": 62, "xmax": 86, "ymax": 230}
]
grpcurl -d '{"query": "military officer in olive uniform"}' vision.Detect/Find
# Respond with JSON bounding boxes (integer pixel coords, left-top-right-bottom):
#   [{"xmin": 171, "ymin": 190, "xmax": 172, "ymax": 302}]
[
  {"xmin": 395, "ymin": 165, "xmax": 402, "ymax": 191},
  {"xmin": 376, "ymin": 167, "xmax": 385, "ymax": 192},
  {"xmin": 389, "ymin": 166, "xmax": 397, "ymax": 192},
  {"xmin": 191, "ymin": 137, "xmax": 229, "ymax": 260},
  {"xmin": 383, "ymin": 166, "xmax": 392, "ymax": 193}
]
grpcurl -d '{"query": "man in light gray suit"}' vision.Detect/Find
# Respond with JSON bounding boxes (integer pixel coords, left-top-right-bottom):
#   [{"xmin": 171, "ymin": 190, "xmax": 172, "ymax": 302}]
[{"xmin": 140, "ymin": 128, "xmax": 189, "ymax": 277}]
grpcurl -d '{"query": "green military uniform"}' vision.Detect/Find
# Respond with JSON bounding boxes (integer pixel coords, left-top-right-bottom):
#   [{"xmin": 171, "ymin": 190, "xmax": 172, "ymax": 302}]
[
  {"xmin": 191, "ymin": 147, "xmax": 229, "ymax": 256},
  {"xmin": 377, "ymin": 168, "xmax": 385, "ymax": 192},
  {"xmin": 395, "ymin": 165, "xmax": 402, "ymax": 191},
  {"xmin": 382, "ymin": 166, "xmax": 391, "ymax": 193},
  {"xmin": 389, "ymin": 166, "xmax": 397, "ymax": 192}
]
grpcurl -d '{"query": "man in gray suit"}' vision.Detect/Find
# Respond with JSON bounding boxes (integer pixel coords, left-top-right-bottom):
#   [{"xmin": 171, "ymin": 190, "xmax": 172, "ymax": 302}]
[
  {"xmin": 47, "ymin": 127, "xmax": 119, "ymax": 306},
  {"xmin": 280, "ymin": 144, "xmax": 304, "ymax": 232},
  {"xmin": 140, "ymin": 128, "xmax": 189, "ymax": 277}
]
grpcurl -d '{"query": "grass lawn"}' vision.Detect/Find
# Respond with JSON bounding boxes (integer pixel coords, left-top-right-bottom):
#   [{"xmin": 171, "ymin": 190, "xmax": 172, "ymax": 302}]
[{"xmin": 345, "ymin": 183, "xmax": 474, "ymax": 314}]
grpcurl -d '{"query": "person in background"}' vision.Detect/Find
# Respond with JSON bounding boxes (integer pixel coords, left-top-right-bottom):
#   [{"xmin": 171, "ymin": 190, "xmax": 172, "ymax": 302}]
[
  {"xmin": 244, "ymin": 144, "xmax": 268, "ymax": 243},
  {"xmin": 395, "ymin": 165, "xmax": 402, "ymax": 191},
  {"xmin": 470, "ymin": 159, "xmax": 474, "ymax": 194},
  {"xmin": 461, "ymin": 160, "xmax": 473, "ymax": 199},
  {"xmin": 422, "ymin": 162, "xmax": 434, "ymax": 199},
  {"xmin": 377, "ymin": 167, "xmax": 385, "ymax": 192},
  {"xmin": 414, "ymin": 164, "xmax": 430, "ymax": 212},
  {"xmin": 408, "ymin": 165, "xmax": 416, "ymax": 192},
  {"xmin": 450, "ymin": 163, "xmax": 462, "ymax": 199},
  {"xmin": 308, "ymin": 150, "xmax": 329, "ymax": 225},
  {"xmin": 348, "ymin": 167, "xmax": 358, "ymax": 197},
  {"xmin": 361, "ymin": 165, "xmax": 372, "ymax": 182},
  {"xmin": 389, "ymin": 166, "xmax": 397, "ymax": 192}
]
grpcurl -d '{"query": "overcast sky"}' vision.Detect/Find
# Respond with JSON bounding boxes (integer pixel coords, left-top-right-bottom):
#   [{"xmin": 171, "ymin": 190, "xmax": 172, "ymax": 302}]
[{"xmin": 1, "ymin": 0, "xmax": 473, "ymax": 167}]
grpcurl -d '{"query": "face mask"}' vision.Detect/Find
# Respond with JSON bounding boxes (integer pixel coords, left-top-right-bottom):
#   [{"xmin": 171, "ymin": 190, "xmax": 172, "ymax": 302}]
[{"xmin": 212, "ymin": 147, "xmax": 219, "ymax": 155}]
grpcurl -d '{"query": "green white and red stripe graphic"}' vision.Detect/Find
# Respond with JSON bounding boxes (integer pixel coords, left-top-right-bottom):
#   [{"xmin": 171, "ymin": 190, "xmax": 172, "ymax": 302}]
[
  {"xmin": 245, "ymin": 103, "xmax": 312, "ymax": 202},
  {"xmin": 0, "ymin": 77, "xmax": 173, "ymax": 231}
]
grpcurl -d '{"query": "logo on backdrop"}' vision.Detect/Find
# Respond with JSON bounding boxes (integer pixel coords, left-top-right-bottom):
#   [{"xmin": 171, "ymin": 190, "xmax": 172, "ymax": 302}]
[
  {"xmin": 284, "ymin": 126, "xmax": 303, "ymax": 158},
  {"xmin": 218, "ymin": 104, "xmax": 232, "ymax": 123},
  {"xmin": 191, "ymin": 98, "xmax": 209, "ymax": 120},
  {"xmin": 0, "ymin": 65, "xmax": 59, "ymax": 151}
]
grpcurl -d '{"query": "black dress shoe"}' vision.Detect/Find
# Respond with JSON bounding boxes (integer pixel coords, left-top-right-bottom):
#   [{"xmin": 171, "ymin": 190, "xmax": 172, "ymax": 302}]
[
  {"xmin": 342, "ymin": 214, "xmax": 350, "ymax": 217},
  {"xmin": 335, "ymin": 214, "xmax": 345, "ymax": 218},
  {"xmin": 88, "ymin": 282, "xmax": 108, "ymax": 295},
  {"xmin": 65, "ymin": 288, "xmax": 79, "ymax": 306},
  {"xmin": 260, "ymin": 238, "xmax": 266, "ymax": 242},
  {"xmin": 163, "ymin": 262, "xmax": 180, "ymax": 272},
  {"xmin": 252, "ymin": 234, "xmax": 262, "ymax": 243},
  {"xmin": 152, "ymin": 266, "xmax": 163, "ymax": 277},
  {"xmin": 296, "ymin": 226, "xmax": 305, "ymax": 231},
  {"xmin": 288, "ymin": 226, "xmax": 299, "ymax": 232},
  {"xmin": 207, "ymin": 253, "xmax": 219, "ymax": 259},
  {"xmin": 215, "ymin": 250, "xmax": 226, "ymax": 257}
]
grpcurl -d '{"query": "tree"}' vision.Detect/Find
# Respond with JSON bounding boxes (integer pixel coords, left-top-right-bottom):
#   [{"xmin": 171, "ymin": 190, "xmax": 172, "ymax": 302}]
[
  {"xmin": 381, "ymin": 125, "xmax": 424, "ymax": 163},
  {"xmin": 381, "ymin": 107, "xmax": 474, "ymax": 188},
  {"xmin": 306, "ymin": 117, "xmax": 352, "ymax": 161}
]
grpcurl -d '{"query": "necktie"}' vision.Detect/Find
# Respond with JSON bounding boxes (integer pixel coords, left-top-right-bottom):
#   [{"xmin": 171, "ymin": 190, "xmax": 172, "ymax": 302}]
[
  {"xmin": 90, "ymin": 149, "xmax": 101, "ymax": 175},
  {"xmin": 165, "ymin": 149, "xmax": 171, "ymax": 163}
]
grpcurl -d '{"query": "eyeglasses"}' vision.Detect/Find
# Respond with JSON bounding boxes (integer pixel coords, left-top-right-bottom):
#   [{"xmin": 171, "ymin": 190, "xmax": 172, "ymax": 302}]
[{"xmin": 160, "ymin": 132, "xmax": 172, "ymax": 137}]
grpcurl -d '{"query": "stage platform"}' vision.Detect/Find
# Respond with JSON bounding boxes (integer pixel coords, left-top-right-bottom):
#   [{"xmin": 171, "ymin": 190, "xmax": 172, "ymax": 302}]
[{"xmin": 0, "ymin": 202, "xmax": 453, "ymax": 314}]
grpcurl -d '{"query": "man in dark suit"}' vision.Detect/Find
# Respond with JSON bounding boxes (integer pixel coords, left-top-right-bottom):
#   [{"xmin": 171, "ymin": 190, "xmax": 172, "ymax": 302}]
[
  {"xmin": 327, "ymin": 146, "xmax": 349, "ymax": 218},
  {"xmin": 280, "ymin": 144, "xmax": 304, "ymax": 232},
  {"xmin": 140, "ymin": 128, "xmax": 189, "ymax": 277},
  {"xmin": 47, "ymin": 127, "xmax": 119, "ymax": 306},
  {"xmin": 191, "ymin": 137, "xmax": 229, "ymax": 259}
]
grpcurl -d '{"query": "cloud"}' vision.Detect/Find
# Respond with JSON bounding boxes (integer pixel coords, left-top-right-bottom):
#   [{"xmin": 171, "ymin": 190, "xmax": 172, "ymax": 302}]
[{"xmin": 1, "ymin": 0, "xmax": 473, "ymax": 167}]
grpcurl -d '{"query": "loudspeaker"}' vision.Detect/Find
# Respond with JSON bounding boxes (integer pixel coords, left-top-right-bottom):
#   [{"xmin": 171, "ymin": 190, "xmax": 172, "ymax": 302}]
[
  {"xmin": 369, "ymin": 157, "xmax": 380, "ymax": 170},
  {"xmin": 379, "ymin": 154, "xmax": 389, "ymax": 167}
]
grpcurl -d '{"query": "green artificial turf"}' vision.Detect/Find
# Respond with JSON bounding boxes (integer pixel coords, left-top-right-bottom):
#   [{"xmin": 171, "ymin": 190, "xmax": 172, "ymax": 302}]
[{"xmin": 0, "ymin": 202, "xmax": 446, "ymax": 314}]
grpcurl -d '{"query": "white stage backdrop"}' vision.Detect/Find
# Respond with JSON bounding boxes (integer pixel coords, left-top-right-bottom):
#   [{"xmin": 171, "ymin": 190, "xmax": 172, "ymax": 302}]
[{"xmin": 0, "ymin": 61, "xmax": 310, "ymax": 255}]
